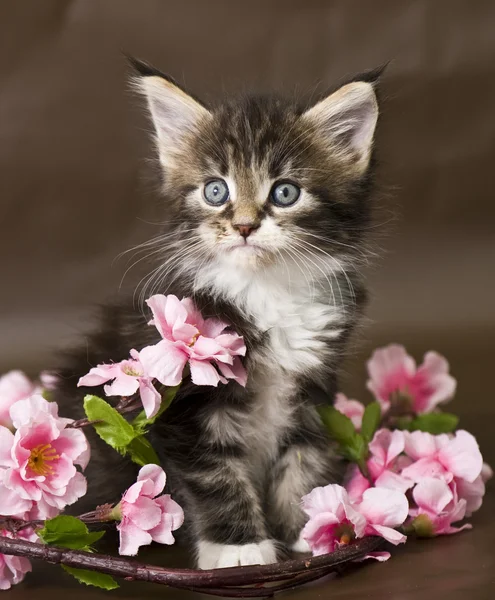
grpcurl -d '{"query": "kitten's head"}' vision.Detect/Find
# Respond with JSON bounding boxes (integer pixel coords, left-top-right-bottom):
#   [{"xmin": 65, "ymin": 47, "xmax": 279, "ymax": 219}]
[{"xmin": 133, "ymin": 59, "xmax": 382, "ymax": 289}]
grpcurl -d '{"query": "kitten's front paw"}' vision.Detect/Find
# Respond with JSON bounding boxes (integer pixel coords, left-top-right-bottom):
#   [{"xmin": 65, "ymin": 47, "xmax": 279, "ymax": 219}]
[
  {"xmin": 197, "ymin": 540, "xmax": 278, "ymax": 569},
  {"xmin": 291, "ymin": 532, "xmax": 311, "ymax": 554}
]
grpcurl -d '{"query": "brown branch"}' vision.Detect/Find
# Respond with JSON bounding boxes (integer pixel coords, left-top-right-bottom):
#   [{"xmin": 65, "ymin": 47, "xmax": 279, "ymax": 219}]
[{"xmin": 0, "ymin": 535, "xmax": 383, "ymax": 597}]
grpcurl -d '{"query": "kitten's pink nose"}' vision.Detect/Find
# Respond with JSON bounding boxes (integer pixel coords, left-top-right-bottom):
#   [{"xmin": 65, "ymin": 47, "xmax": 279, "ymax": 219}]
[{"xmin": 235, "ymin": 224, "xmax": 259, "ymax": 239}]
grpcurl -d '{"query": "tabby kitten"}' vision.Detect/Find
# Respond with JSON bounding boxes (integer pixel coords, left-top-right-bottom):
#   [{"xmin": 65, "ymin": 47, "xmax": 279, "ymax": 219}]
[{"xmin": 53, "ymin": 59, "xmax": 382, "ymax": 569}]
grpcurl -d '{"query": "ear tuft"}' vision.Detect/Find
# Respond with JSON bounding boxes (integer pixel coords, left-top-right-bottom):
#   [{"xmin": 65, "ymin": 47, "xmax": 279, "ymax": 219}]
[
  {"xmin": 129, "ymin": 56, "xmax": 211, "ymax": 168},
  {"xmin": 125, "ymin": 54, "xmax": 179, "ymax": 86},
  {"xmin": 302, "ymin": 75, "xmax": 381, "ymax": 174}
]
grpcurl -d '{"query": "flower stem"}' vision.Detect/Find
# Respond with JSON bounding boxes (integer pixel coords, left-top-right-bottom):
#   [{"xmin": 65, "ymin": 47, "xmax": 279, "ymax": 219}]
[{"xmin": 0, "ymin": 535, "xmax": 384, "ymax": 597}]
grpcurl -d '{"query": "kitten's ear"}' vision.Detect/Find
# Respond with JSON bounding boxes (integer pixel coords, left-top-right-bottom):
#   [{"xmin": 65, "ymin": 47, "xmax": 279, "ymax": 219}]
[
  {"xmin": 129, "ymin": 57, "xmax": 211, "ymax": 167},
  {"xmin": 302, "ymin": 68, "xmax": 383, "ymax": 174}
]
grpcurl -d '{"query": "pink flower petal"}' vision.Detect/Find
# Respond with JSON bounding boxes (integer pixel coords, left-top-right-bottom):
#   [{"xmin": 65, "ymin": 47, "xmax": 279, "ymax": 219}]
[
  {"xmin": 438, "ymin": 430, "xmax": 483, "ymax": 483},
  {"xmin": 138, "ymin": 379, "xmax": 162, "ymax": 419},
  {"xmin": 217, "ymin": 358, "xmax": 247, "ymax": 387},
  {"xmin": 301, "ymin": 512, "xmax": 340, "ymax": 555},
  {"xmin": 125, "ymin": 496, "xmax": 162, "ymax": 530},
  {"xmin": 103, "ymin": 372, "xmax": 140, "ymax": 397},
  {"xmin": 412, "ymin": 478, "xmax": 453, "ymax": 514},
  {"xmin": 214, "ymin": 332, "xmax": 246, "ymax": 356},
  {"xmin": 481, "ymin": 462, "xmax": 493, "ymax": 482},
  {"xmin": 359, "ymin": 487, "xmax": 409, "ymax": 528},
  {"xmin": 77, "ymin": 364, "xmax": 120, "ymax": 388},
  {"xmin": 9, "ymin": 395, "xmax": 59, "ymax": 430},
  {"xmin": 414, "ymin": 352, "xmax": 456, "ymax": 413},
  {"xmin": 370, "ymin": 524, "xmax": 407, "ymax": 545},
  {"xmin": 201, "ymin": 318, "xmax": 229, "ymax": 339},
  {"xmin": 366, "ymin": 344, "xmax": 416, "ymax": 410},
  {"xmin": 118, "ymin": 520, "xmax": 153, "ymax": 556},
  {"xmin": 189, "ymin": 359, "xmax": 224, "ymax": 386},
  {"xmin": 0, "ymin": 370, "xmax": 37, "ymax": 428},
  {"xmin": 122, "ymin": 480, "xmax": 147, "ymax": 504},
  {"xmin": 149, "ymin": 495, "xmax": 185, "ymax": 545},
  {"xmin": 401, "ymin": 457, "xmax": 452, "ymax": 484},
  {"xmin": 369, "ymin": 429, "xmax": 405, "ymax": 470},
  {"xmin": 191, "ymin": 336, "xmax": 231, "ymax": 362},
  {"xmin": 0, "ymin": 482, "xmax": 33, "ymax": 515},
  {"xmin": 146, "ymin": 295, "xmax": 174, "ymax": 339},
  {"xmin": 403, "ymin": 430, "xmax": 438, "ymax": 460},
  {"xmin": 53, "ymin": 428, "xmax": 90, "ymax": 469},
  {"xmin": 137, "ymin": 465, "xmax": 166, "ymax": 498},
  {"xmin": 455, "ymin": 475, "xmax": 485, "ymax": 517},
  {"xmin": 360, "ymin": 551, "xmax": 391, "ymax": 562},
  {"xmin": 0, "ymin": 427, "xmax": 15, "ymax": 466},
  {"xmin": 344, "ymin": 465, "xmax": 370, "ymax": 503},
  {"xmin": 374, "ymin": 470, "xmax": 414, "ymax": 494},
  {"xmin": 139, "ymin": 340, "xmax": 189, "ymax": 387}
]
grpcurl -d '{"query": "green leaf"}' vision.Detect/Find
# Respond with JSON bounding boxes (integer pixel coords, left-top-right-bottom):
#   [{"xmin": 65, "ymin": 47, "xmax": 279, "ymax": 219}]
[
  {"xmin": 409, "ymin": 412, "xmax": 459, "ymax": 434},
  {"xmin": 132, "ymin": 386, "xmax": 179, "ymax": 433},
  {"xmin": 318, "ymin": 406, "xmax": 357, "ymax": 447},
  {"xmin": 84, "ymin": 395, "xmax": 136, "ymax": 450},
  {"xmin": 38, "ymin": 516, "xmax": 105, "ymax": 550},
  {"xmin": 344, "ymin": 434, "xmax": 368, "ymax": 464},
  {"xmin": 62, "ymin": 566, "xmax": 119, "ymax": 590},
  {"xmin": 361, "ymin": 402, "xmax": 381, "ymax": 442},
  {"xmin": 127, "ymin": 435, "xmax": 160, "ymax": 467}
]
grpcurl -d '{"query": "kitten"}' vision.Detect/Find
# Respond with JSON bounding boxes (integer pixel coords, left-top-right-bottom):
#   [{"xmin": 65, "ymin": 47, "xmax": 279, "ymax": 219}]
[{"xmin": 53, "ymin": 58, "xmax": 382, "ymax": 569}]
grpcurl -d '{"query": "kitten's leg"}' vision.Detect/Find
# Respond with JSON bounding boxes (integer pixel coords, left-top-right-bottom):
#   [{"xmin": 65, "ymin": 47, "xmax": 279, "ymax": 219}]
[
  {"xmin": 159, "ymin": 402, "xmax": 278, "ymax": 569},
  {"xmin": 266, "ymin": 405, "xmax": 341, "ymax": 551},
  {"xmin": 179, "ymin": 452, "xmax": 278, "ymax": 569}
]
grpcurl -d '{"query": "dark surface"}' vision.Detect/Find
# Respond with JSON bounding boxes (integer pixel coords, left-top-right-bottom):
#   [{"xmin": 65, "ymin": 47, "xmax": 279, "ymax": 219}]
[{"xmin": 1, "ymin": 1, "xmax": 494, "ymax": 598}]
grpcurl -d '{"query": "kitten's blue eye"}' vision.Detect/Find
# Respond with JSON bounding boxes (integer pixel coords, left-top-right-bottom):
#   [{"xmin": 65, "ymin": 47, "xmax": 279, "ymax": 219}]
[
  {"xmin": 270, "ymin": 181, "xmax": 301, "ymax": 207},
  {"xmin": 203, "ymin": 179, "xmax": 230, "ymax": 206}
]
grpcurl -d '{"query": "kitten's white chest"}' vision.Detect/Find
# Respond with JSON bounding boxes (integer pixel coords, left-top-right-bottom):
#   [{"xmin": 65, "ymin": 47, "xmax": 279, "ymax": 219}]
[{"xmin": 243, "ymin": 275, "xmax": 343, "ymax": 376}]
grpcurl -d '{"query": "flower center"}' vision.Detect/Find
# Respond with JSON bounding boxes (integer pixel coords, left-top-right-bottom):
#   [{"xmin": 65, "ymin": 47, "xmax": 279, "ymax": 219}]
[
  {"xmin": 335, "ymin": 523, "xmax": 356, "ymax": 546},
  {"xmin": 28, "ymin": 443, "xmax": 60, "ymax": 476},
  {"xmin": 188, "ymin": 332, "xmax": 200, "ymax": 347},
  {"xmin": 121, "ymin": 361, "xmax": 143, "ymax": 377}
]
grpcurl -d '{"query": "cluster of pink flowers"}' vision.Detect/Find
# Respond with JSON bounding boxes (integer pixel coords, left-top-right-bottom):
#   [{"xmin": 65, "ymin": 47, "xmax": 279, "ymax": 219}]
[
  {"xmin": 302, "ymin": 484, "xmax": 408, "ymax": 562},
  {"xmin": 342, "ymin": 428, "xmax": 491, "ymax": 538},
  {"xmin": 112, "ymin": 464, "xmax": 184, "ymax": 556},
  {"xmin": 304, "ymin": 344, "xmax": 492, "ymax": 559},
  {"xmin": 0, "ymin": 371, "xmax": 90, "ymax": 589},
  {"xmin": 79, "ymin": 294, "xmax": 247, "ymax": 418}
]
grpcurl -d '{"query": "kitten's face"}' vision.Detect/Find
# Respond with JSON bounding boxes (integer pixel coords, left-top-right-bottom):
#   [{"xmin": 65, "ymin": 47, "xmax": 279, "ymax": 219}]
[{"xmin": 136, "ymin": 63, "xmax": 379, "ymax": 277}]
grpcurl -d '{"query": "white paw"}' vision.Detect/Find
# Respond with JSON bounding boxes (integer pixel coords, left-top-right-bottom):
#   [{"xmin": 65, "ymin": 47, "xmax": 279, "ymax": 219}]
[
  {"xmin": 291, "ymin": 532, "xmax": 311, "ymax": 554},
  {"xmin": 197, "ymin": 540, "xmax": 277, "ymax": 569}
]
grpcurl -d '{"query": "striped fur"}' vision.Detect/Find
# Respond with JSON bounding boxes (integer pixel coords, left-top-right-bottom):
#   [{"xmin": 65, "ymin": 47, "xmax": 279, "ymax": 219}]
[{"xmin": 52, "ymin": 61, "xmax": 382, "ymax": 568}]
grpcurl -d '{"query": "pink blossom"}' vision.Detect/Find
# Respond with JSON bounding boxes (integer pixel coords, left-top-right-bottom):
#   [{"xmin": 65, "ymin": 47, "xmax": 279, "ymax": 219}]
[
  {"xmin": 116, "ymin": 464, "xmax": 184, "ymax": 556},
  {"xmin": 409, "ymin": 478, "xmax": 471, "ymax": 536},
  {"xmin": 345, "ymin": 429, "xmax": 413, "ymax": 503},
  {"xmin": 302, "ymin": 484, "xmax": 409, "ymax": 561},
  {"xmin": 0, "ymin": 528, "xmax": 36, "ymax": 590},
  {"xmin": 367, "ymin": 344, "xmax": 456, "ymax": 414},
  {"xmin": 301, "ymin": 485, "xmax": 366, "ymax": 556},
  {"xmin": 139, "ymin": 294, "xmax": 247, "ymax": 388},
  {"xmin": 334, "ymin": 393, "xmax": 365, "ymax": 430},
  {"xmin": 0, "ymin": 396, "xmax": 89, "ymax": 518},
  {"xmin": 401, "ymin": 430, "xmax": 483, "ymax": 484},
  {"xmin": 0, "ymin": 371, "xmax": 38, "ymax": 429},
  {"xmin": 78, "ymin": 349, "xmax": 161, "ymax": 419}
]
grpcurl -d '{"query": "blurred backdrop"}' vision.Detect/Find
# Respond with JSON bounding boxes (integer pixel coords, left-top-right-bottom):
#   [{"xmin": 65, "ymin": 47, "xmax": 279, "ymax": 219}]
[
  {"xmin": 2, "ymin": 0, "xmax": 495, "ymax": 419},
  {"xmin": 1, "ymin": 2, "xmax": 495, "ymax": 599}
]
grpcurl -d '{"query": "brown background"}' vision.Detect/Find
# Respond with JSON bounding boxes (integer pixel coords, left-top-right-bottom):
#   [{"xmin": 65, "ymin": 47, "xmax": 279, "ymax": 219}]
[{"xmin": 1, "ymin": 1, "xmax": 494, "ymax": 598}]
